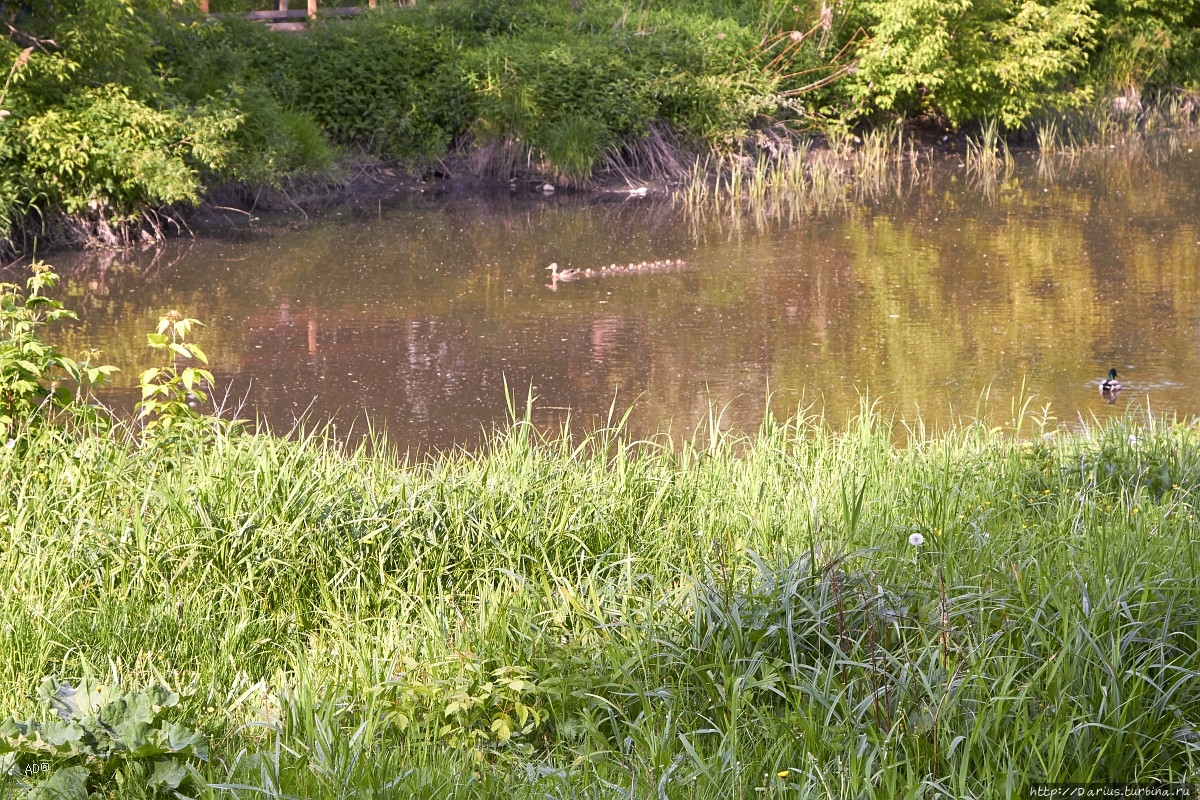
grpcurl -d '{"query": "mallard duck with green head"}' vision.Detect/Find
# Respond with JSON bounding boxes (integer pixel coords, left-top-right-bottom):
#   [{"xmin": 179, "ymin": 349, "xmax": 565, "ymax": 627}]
[{"xmin": 1100, "ymin": 368, "xmax": 1122, "ymax": 395}]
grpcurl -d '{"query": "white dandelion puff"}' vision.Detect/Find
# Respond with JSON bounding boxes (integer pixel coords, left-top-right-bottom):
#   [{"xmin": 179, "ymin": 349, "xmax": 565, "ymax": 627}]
[{"xmin": 908, "ymin": 533, "xmax": 925, "ymax": 547}]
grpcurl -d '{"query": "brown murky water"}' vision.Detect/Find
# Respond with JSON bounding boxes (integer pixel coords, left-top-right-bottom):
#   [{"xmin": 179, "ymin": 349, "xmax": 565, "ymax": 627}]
[{"xmin": 32, "ymin": 137, "xmax": 1200, "ymax": 451}]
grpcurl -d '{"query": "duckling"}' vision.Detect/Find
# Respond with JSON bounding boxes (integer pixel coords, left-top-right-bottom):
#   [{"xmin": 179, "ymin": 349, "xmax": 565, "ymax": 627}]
[
  {"xmin": 546, "ymin": 262, "xmax": 581, "ymax": 281},
  {"xmin": 1100, "ymin": 368, "xmax": 1122, "ymax": 395}
]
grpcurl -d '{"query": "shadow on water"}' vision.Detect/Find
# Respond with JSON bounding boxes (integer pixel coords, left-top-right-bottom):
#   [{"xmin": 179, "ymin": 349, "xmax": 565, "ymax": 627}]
[{"xmin": 27, "ymin": 134, "xmax": 1200, "ymax": 453}]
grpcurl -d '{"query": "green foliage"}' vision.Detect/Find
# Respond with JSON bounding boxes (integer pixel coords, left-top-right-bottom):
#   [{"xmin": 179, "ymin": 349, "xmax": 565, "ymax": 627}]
[
  {"xmin": 459, "ymin": 10, "xmax": 784, "ymax": 178},
  {"xmin": 466, "ymin": 34, "xmax": 654, "ymax": 180},
  {"xmin": 1088, "ymin": 0, "xmax": 1200, "ymax": 91},
  {"xmin": 264, "ymin": 15, "xmax": 469, "ymax": 161},
  {"xmin": 0, "ymin": 4, "xmax": 334, "ymax": 251},
  {"xmin": 0, "ymin": 263, "xmax": 116, "ymax": 441},
  {"xmin": 0, "ymin": 2, "xmax": 245, "ymax": 248},
  {"xmin": 381, "ymin": 660, "xmax": 549, "ymax": 751},
  {"xmin": 0, "ymin": 676, "xmax": 207, "ymax": 799},
  {"xmin": 153, "ymin": 19, "xmax": 336, "ymax": 184},
  {"xmin": 2, "ymin": 0, "xmax": 1200, "ymax": 253},
  {"xmin": 4, "ymin": 0, "xmax": 177, "ymax": 108},
  {"xmin": 12, "ymin": 86, "xmax": 239, "ymax": 218},
  {"xmin": 134, "ymin": 311, "xmax": 215, "ymax": 442},
  {"xmin": 852, "ymin": 0, "xmax": 1099, "ymax": 126}
]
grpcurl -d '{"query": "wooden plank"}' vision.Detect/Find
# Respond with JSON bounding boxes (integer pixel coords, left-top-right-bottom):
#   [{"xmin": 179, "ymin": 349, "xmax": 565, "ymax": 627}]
[
  {"xmin": 199, "ymin": 0, "xmax": 208, "ymax": 11},
  {"xmin": 245, "ymin": 9, "xmax": 307, "ymax": 19},
  {"xmin": 267, "ymin": 21, "xmax": 308, "ymax": 31},
  {"xmin": 210, "ymin": 3, "xmax": 366, "ymax": 25}
]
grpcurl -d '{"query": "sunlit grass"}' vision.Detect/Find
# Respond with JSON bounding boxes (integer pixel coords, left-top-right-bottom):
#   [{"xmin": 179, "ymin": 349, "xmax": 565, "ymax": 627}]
[{"xmin": 3, "ymin": 399, "xmax": 1200, "ymax": 797}]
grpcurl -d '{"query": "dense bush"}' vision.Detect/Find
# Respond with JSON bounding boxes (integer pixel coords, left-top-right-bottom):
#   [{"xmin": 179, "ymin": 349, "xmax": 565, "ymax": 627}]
[
  {"xmin": 271, "ymin": 16, "xmax": 470, "ymax": 160},
  {"xmin": 1088, "ymin": 0, "xmax": 1200, "ymax": 92},
  {"xmin": 0, "ymin": 0, "xmax": 335, "ymax": 251},
  {"xmin": 850, "ymin": 0, "xmax": 1100, "ymax": 127}
]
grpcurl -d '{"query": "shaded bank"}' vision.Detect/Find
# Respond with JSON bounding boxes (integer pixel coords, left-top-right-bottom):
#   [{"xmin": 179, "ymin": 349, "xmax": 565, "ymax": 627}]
[{"xmin": 3, "ymin": 0, "xmax": 1199, "ymax": 257}]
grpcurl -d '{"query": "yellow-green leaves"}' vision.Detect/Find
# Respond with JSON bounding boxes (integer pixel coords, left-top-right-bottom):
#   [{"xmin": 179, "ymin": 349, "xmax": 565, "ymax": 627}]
[
  {"xmin": 0, "ymin": 262, "xmax": 116, "ymax": 439},
  {"xmin": 135, "ymin": 311, "xmax": 216, "ymax": 440},
  {"xmin": 381, "ymin": 661, "xmax": 547, "ymax": 751},
  {"xmin": 853, "ymin": 0, "xmax": 1098, "ymax": 126}
]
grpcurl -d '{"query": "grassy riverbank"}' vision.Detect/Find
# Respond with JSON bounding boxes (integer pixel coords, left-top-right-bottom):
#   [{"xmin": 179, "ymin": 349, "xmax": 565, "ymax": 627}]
[
  {"xmin": 3, "ymin": 396, "xmax": 1200, "ymax": 797},
  {"xmin": 3, "ymin": 0, "xmax": 1199, "ymax": 255}
]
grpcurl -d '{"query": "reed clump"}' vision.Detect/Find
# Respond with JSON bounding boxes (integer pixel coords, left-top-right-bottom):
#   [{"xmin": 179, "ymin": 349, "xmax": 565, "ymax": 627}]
[
  {"xmin": 1033, "ymin": 91, "xmax": 1200, "ymax": 159},
  {"xmin": 3, "ymin": 396, "xmax": 1200, "ymax": 797},
  {"xmin": 676, "ymin": 124, "xmax": 928, "ymax": 220}
]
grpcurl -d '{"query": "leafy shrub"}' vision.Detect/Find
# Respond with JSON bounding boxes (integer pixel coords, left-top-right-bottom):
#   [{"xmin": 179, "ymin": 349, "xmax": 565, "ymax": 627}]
[
  {"xmin": 0, "ymin": 676, "xmax": 208, "ymax": 799},
  {"xmin": 425, "ymin": 0, "xmax": 539, "ymax": 36},
  {"xmin": 1088, "ymin": 0, "xmax": 1200, "ymax": 92},
  {"xmin": 224, "ymin": 87, "xmax": 335, "ymax": 184},
  {"xmin": 10, "ymin": 87, "xmax": 238, "ymax": 220},
  {"xmin": 851, "ymin": 0, "xmax": 1099, "ymax": 127},
  {"xmin": 380, "ymin": 659, "xmax": 553, "ymax": 751},
  {"xmin": 271, "ymin": 15, "xmax": 470, "ymax": 161},
  {"xmin": 465, "ymin": 34, "xmax": 655, "ymax": 181},
  {"xmin": 134, "ymin": 311, "xmax": 238, "ymax": 450},
  {"xmin": 3, "ymin": 0, "xmax": 177, "ymax": 109},
  {"xmin": 153, "ymin": 21, "xmax": 335, "ymax": 184},
  {"xmin": 463, "ymin": 17, "xmax": 781, "ymax": 180},
  {"xmin": 0, "ymin": 263, "xmax": 116, "ymax": 442}
]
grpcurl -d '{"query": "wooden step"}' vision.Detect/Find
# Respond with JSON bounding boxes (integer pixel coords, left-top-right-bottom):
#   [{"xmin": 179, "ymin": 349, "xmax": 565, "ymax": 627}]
[{"xmin": 213, "ymin": 6, "xmax": 365, "ymax": 21}]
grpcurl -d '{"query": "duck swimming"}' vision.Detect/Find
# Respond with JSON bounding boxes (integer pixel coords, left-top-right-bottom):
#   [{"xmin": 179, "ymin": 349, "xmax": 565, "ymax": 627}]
[
  {"xmin": 547, "ymin": 259, "xmax": 687, "ymax": 284},
  {"xmin": 1100, "ymin": 368, "xmax": 1122, "ymax": 395},
  {"xmin": 546, "ymin": 263, "xmax": 582, "ymax": 281}
]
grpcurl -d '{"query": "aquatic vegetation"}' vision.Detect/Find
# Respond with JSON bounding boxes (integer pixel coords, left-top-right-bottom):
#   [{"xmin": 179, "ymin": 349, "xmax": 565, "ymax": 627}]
[
  {"xmin": 965, "ymin": 118, "xmax": 1015, "ymax": 179},
  {"xmin": 675, "ymin": 124, "xmax": 925, "ymax": 218}
]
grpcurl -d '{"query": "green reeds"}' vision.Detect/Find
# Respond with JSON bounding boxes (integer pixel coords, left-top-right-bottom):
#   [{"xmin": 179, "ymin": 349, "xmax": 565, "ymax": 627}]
[
  {"xmin": 675, "ymin": 123, "xmax": 928, "ymax": 222},
  {"xmin": 1033, "ymin": 91, "xmax": 1199, "ymax": 159},
  {"xmin": 3, "ymin": 402, "xmax": 1200, "ymax": 797},
  {"xmin": 965, "ymin": 117, "xmax": 1015, "ymax": 192}
]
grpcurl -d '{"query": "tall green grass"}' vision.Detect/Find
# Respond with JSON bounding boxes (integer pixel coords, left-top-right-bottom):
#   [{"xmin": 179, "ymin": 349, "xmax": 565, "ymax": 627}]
[{"xmin": 3, "ymin": 400, "xmax": 1200, "ymax": 797}]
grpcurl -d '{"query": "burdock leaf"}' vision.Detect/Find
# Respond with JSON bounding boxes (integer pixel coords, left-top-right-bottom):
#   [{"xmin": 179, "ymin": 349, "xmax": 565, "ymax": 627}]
[
  {"xmin": 147, "ymin": 757, "xmax": 189, "ymax": 789},
  {"xmin": 26, "ymin": 765, "xmax": 88, "ymax": 800}
]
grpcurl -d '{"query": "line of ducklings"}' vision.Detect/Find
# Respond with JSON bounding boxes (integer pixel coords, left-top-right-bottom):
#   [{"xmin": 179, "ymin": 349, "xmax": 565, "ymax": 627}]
[{"xmin": 546, "ymin": 259, "xmax": 687, "ymax": 283}]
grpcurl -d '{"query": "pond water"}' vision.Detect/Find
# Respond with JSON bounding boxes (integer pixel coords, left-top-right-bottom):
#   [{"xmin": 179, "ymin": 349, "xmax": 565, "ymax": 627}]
[{"xmin": 36, "ymin": 136, "xmax": 1200, "ymax": 451}]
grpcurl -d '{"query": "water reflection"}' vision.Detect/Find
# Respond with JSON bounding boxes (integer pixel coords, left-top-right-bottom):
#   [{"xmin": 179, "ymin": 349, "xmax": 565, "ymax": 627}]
[{"xmin": 29, "ymin": 137, "xmax": 1200, "ymax": 451}]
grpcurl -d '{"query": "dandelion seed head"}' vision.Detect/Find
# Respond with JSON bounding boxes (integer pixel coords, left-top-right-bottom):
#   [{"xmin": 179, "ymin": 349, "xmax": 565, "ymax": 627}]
[{"xmin": 909, "ymin": 533, "xmax": 924, "ymax": 547}]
